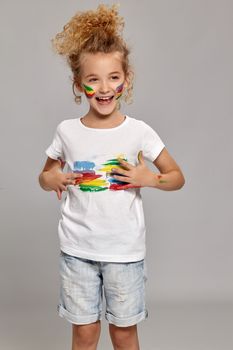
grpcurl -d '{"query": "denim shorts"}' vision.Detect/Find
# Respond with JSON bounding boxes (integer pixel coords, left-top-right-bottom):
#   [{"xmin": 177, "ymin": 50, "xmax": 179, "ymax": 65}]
[{"xmin": 57, "ymin": 250, "xmax": 148, "ymax": 327}]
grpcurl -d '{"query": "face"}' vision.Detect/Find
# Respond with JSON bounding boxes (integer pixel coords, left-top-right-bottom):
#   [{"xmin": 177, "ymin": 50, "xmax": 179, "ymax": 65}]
[{"xmin": 76, "ymin": 52, "xmax": 128, "ymax": 116}]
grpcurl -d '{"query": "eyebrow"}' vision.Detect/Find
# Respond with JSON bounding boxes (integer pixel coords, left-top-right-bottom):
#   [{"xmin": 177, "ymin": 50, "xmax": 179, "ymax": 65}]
[{"xmin": 85, "ymin": 71, "xmax": 121, "ymax": 78}]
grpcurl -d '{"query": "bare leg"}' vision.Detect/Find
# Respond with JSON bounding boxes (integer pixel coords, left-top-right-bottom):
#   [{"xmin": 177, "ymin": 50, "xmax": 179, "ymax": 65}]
[
  {"xmin": 72, "ymin": 320, "xmax": 101, "ymax": 350},
  {"xmin": 109, "ymin": 324, "xmax": 140, "ymax": 350}
]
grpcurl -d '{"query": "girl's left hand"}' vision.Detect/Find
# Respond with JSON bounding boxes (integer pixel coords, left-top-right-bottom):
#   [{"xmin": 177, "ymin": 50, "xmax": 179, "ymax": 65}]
[{"xmin": 111, "ymin": 151, "xmax": 156, "ymax": 188}]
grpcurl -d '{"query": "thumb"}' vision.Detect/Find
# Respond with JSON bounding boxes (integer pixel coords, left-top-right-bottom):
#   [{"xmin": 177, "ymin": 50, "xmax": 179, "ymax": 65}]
[{"xmin": 138, "ymin": 150, "xmax": 145, "ymax": 164}]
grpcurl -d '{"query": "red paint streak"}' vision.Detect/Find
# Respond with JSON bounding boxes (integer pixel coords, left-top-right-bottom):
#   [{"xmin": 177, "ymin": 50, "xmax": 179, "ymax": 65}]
[
  {"xmin": 116, "ymin": 82, "xmax": 124, "ymax": 93},
  {"xmin": 110, "ymin": 183, "xmax": 141, "ymax": 190},
  {"xmin": 74, "ymin": 173, "xmax": 102, "ymax": 184}
]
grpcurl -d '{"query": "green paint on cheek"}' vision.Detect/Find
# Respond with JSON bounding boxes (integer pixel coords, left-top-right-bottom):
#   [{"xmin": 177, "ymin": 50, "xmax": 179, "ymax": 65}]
[{"xmin": 82, "ymin": 84, "xmax": 95, "ymax": 98}]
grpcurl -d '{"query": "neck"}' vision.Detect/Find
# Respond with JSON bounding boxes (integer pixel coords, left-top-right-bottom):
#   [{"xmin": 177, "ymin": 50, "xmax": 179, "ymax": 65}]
[{"xmin": 81, "ymin": 109, "xmax": 126, "ymax": 128}]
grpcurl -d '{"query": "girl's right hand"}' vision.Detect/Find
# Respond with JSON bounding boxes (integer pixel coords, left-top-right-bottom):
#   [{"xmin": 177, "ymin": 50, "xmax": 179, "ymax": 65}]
[{"xmin": 45, "ymin": 168, "xmax": 83, "ymax": 200}]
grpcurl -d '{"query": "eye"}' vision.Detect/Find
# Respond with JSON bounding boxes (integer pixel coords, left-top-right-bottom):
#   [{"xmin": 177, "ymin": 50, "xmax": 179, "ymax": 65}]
[
  {"xmin": 111, "ymin": 76, "xmax": 119, "ymax": 80},
  {"xmin": 89, "ymin": 78, "xmax": 97, "ymax": 82}
]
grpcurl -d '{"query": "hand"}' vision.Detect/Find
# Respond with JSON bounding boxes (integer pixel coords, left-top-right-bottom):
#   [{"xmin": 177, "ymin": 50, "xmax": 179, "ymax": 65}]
[
  {"xmin": 44, "ymin": 168, "xmax": 83, "ymax": 200},
  {"xmin": 111, "ymin": 151, "xmax": 156, "ymax": 188}
]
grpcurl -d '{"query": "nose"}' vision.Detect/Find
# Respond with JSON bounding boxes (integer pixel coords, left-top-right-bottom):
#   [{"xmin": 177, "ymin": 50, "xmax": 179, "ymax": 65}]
[{"xmin": 99, "ymin": 80, "xmax": 110, "ymax": 94}]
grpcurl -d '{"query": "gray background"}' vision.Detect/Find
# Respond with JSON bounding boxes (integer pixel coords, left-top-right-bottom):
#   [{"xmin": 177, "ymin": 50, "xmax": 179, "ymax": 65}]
[{"xmin": 0, "ymin": 0, "xmax": 232, "ymax": 349}]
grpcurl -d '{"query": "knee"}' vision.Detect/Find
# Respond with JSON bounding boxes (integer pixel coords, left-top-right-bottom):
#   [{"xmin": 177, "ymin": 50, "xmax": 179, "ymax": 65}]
[
  {"xmin": 109, "ymin": 324, "xmax": 138, "ymax": 348},
  {"xmin": 72, "ymin": 320, "xmax": 101, "ymax": 347}
]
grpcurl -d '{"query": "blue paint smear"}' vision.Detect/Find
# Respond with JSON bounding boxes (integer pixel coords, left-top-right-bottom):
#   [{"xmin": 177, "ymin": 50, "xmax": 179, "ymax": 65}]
[
  {"xmin": 108, "ymin": 178, "xmax": 128, "ymax": 185},
  {"xmin": 73, "ymin": 161, "xmax": 96, "ymax": 171}
]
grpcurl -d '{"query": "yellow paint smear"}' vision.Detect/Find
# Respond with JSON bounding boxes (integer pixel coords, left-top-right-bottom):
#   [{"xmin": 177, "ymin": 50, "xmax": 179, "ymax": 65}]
[{"xmin": 81, "ymin": 179, "xmax": 108, "ymax": 186}]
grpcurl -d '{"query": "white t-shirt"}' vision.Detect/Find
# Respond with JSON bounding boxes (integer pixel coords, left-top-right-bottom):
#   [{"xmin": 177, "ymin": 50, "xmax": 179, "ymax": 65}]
[{"xmin": 45, "ymin": 115, "xmax": 165, "ymax": 262}]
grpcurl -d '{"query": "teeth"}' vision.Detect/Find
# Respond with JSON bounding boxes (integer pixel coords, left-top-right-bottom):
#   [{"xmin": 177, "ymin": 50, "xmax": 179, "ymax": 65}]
[{"xmin": 97, "ymin": 96, "xmax": 113, "ymax": 100}]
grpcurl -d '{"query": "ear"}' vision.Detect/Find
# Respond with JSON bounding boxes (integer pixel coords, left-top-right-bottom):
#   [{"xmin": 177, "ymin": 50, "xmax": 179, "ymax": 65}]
[
  {"xmin": 73, "ymin": 78, "xmax": 84, "ymax": 93},
  {"xmin": 123, "ymin": 78, "xmax": 129, "ymax": 90},
  {"xmin": 76, "ymin": 82, "xmax": 84, "ymax": 93},
  {"xmin": 124, "ymin": 69, "xmax": 133, "ymax": 90}
]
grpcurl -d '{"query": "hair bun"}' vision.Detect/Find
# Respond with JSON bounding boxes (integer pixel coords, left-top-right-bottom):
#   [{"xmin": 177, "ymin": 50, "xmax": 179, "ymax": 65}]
[
  {"xmin": 52, "ymin": 3, "xmax": 124, "ymax": 56},
  {"xmin": 85, "ymin": 3, "xmax": 124, "ymax": 37}
]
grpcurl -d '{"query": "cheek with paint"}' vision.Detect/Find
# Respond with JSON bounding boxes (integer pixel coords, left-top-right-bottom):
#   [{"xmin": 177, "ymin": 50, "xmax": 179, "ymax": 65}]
[
  {"xmin": 82, "ymin": 84, "xmax": 96, "ymax": 99},
  {"xmin": 115, "ymin": 82, "xmax": 124, "ymax": 100}
]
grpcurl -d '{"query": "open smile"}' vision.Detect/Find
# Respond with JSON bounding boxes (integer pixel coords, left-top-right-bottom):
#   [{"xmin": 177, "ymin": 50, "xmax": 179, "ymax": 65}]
[{"xmin": 95, "ymin": 96, "xmax": 115, "ymax": 105}]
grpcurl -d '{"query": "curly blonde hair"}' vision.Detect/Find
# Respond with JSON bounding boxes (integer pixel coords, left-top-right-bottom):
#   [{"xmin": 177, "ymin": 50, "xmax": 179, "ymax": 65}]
[{"xmin": 51, "ymin": 3, "xmax": 134, "ymax": 106}]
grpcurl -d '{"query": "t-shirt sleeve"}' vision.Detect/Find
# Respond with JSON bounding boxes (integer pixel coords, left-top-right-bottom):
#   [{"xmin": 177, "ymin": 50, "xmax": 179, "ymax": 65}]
[
  {"xmin": 45, "ymin": 123, "xmax": 65, "ymax": 161},
  {"xmin": 141, "ymin": 121, "xmax": 165, "ymax": 162}
]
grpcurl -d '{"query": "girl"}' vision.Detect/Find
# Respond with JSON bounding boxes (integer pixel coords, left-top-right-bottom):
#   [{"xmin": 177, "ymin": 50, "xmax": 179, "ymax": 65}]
[{"xmin": 39, "ymin": 4, "xmax": 185, "ymax": 350}]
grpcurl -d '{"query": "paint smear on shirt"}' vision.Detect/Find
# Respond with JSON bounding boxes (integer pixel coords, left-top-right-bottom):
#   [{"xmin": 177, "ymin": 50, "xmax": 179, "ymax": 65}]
[{"xmin": 73, "ymin": 155, "xmax": 140, "ymax": 192}]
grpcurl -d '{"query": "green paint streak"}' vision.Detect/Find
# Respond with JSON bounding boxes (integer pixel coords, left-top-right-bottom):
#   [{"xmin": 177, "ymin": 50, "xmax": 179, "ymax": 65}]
[
  {"xmin": 103, "ymin": 158, "xmax": 127, "ymax": 166},
  {"xmin": 103, "ymin": 160, "xmax": 120, "ymax": 165},
  {"xmin": 159, "ymin": 180, "xmax": 168, "ymax": 183},
  {"xmin": 79, "ymin": 185, "xmax": 108, "ymax": 192},
  {"xmin": 83, "ymin": 84, "xmax": 94, "ymax": 92}
]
